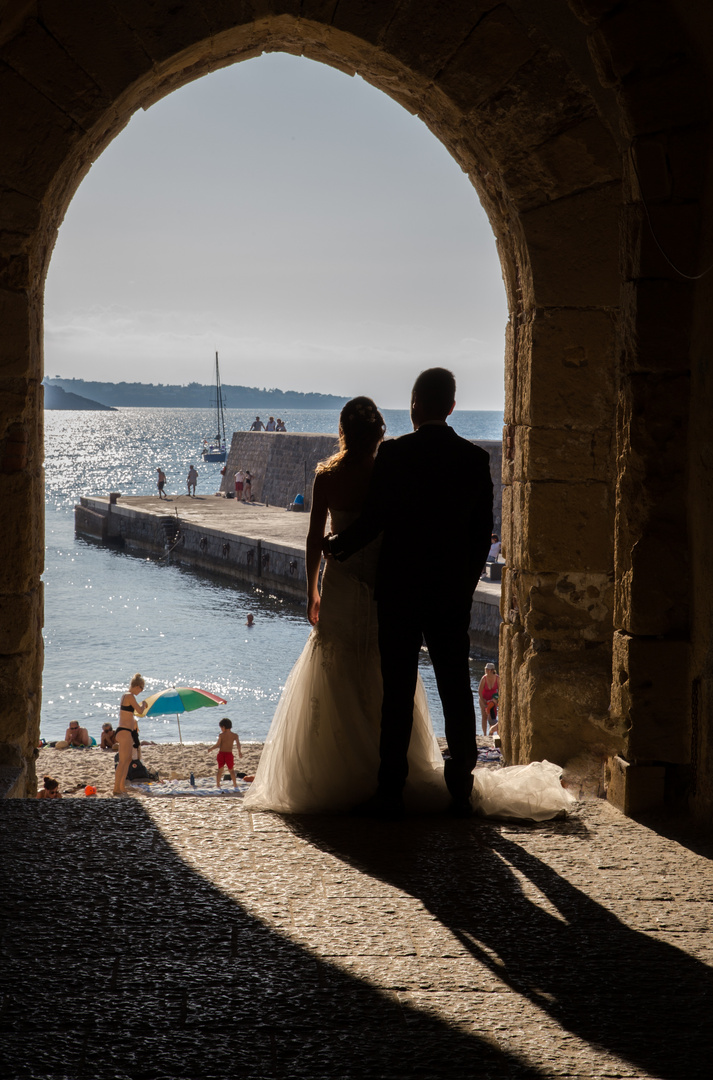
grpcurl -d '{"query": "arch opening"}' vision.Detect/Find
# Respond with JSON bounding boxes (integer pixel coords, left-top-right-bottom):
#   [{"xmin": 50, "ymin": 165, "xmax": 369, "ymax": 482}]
[{"xmin": 2, "ymin": 2, "xmax": 709, "ymax": 819}]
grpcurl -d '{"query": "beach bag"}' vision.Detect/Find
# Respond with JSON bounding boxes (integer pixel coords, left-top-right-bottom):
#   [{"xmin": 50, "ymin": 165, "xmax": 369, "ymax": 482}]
[
  {"xmin": 127, "ymin": 760, "xmax": 150, "ymax": 781},
  {"xmin": 471, "ymin": 760, "xmax": 577, "ymax": 821}
]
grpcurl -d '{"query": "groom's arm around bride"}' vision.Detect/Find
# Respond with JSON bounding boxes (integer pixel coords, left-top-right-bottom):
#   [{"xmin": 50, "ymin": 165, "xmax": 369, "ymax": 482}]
[{"xmin": 325, "ymin": 368, "xmax": 493, "ymax": 816}]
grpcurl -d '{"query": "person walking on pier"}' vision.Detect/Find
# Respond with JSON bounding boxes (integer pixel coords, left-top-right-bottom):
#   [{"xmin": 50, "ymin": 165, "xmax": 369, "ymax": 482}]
[
  {"xmin": 325, "ymin": 368, "xmax": 493, "ymax": 819},
  {"xmin": 250, "ymin": 417, "xmax": 264, "ymax": 431},
  {"xmin": 187, "ymin": 465, "xmax": 198, "ymax": 497},
  {"xmin": 234, "ymin": 468, "xmax": 245, "ymax": 502},
  {"xmin": 156, "ymin": 467, "xmax": 167, "ymax": 499}
]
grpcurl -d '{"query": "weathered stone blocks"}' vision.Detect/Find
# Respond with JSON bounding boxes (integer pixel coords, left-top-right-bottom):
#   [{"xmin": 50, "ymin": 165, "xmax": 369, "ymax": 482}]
[
  {"xmin": 621, "ymin": 204, "xmax": 702, "ymax": 286},
  {"xmin": 512, "ymin": 426, "xmax": 612, "ymax": 483},
  {"xmin": 515, "ymin": 307, "xmax": 616, "ymax": 430},
  {"xmin": 515, "ymin": 570, "xmax": 613, "ymax": 645},
  {"xmin": 606, "ymin": 755, "xmax": 666, "ymax": 815},
  {"xmin": 611, "ymin": 631, "xmax": 690, "ymax": 764},
  {"xmin": 0, "ymin": 63, "xmax": 81, "ymax": 201},
  {"xmin": 435, "ymin": 5, "xmax": 536, "ymax": 113},
  {"xmin": 509, "ymin": 479, "xmax": 613, "ymax": 573},
  {"xmin": 1, "ymin": 17, "xmax": 114, "ymax": 130},
  {"xmin": 0, "ymin": 291, "xmax": 36, "ymax": 377},
  {"xmin": 0, "ymin": 473, "xmax": 44, "ymax": 592},
  {"xmin": 520, "ymin": 184, "xmax": 620, "ymax": 308},
  {"xmin": 508, "ymin": 645, "xmax": 614, "ymax": 765},
  {"xmin": 504, "ymin": 116, "xmax": 621, "ymax": 213},
  {"xmin": 619, "ymin": 279, "xmax": 694, "ymax": 372},
  {"xmin": 0, "ymin": 590, "xmax": 41, "ymax": 656}
]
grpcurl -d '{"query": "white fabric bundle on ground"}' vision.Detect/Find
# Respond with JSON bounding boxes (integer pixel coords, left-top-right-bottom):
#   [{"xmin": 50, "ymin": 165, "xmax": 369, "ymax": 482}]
[{"xmin": 472, "ymin": 760, "xmax": 577, "ymax": 821}]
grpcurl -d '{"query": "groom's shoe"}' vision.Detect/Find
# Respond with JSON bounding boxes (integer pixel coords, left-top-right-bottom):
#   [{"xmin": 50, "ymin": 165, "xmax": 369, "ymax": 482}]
[
  {"xmin": 447, "ymin": 796, "xmax": 474, "ymax": 819},
  {"xmin": 352, "ymin": 793, "xmax": 405, "ymax": 821}
]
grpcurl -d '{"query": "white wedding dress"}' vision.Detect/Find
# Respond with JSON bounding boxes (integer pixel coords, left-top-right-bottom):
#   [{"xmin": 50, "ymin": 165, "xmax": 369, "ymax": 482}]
[{"xmin": 243, "ymin": 511, "xmax": 450, "ymax": 814}]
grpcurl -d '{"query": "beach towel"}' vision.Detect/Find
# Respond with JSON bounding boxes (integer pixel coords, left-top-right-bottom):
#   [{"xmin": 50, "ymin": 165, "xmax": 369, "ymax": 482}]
[{"xmin": 129, "ymin": 777, "xmax": 250, "ymax": 798}]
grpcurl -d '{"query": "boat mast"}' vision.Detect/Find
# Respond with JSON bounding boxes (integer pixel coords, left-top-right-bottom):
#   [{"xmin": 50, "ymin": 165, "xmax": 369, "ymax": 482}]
[{"xmin": 215, "ymin": 351, "xmax": 227, "ymax": 448}]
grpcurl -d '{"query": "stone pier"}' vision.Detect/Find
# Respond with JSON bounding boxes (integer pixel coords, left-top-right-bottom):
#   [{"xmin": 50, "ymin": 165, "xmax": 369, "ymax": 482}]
[{"xmin": 75, "ymin": 494, "xmax": 501, "ymax": 654}]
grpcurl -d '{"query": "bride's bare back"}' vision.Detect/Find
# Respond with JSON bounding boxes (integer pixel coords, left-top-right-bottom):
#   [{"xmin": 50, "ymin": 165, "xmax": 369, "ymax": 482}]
[{"xmin": 306, "ymin": 456, "xmax": 375, "ymax": 625}]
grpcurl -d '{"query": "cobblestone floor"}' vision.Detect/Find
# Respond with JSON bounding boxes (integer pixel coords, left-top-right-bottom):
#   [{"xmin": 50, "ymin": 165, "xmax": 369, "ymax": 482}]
[{"xmin": 1, "ymin": 798, "xmax": 712, "ymax": 1079}]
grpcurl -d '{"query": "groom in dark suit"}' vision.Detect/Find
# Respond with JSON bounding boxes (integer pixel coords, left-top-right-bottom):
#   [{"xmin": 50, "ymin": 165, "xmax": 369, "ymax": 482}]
[{"xmin": 325, "ymin": 368, "xmax": 493, "ymax": 817}]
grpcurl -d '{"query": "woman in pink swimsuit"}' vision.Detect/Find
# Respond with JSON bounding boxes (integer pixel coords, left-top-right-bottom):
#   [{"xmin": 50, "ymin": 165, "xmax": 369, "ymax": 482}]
[{"xmin": 478, "ymin": 663, "xmax": 499, "ymax": 735}]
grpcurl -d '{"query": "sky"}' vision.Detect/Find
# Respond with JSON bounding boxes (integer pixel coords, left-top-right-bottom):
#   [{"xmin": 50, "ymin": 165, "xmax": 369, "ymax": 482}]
[{"xmin": 44, "ymin": 53, "xmax": 508, "ymax": 411}]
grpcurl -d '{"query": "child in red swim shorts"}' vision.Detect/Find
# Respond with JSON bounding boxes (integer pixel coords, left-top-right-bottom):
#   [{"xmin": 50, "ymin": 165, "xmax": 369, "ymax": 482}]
[{"xmin": 210, "ymin": 717, "xmax": 242, "ymax": 788}]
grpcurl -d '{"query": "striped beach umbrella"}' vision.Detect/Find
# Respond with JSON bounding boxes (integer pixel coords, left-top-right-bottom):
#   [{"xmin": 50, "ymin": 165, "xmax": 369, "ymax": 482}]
[{"xmin": 143, "ymin": 686, "xmax": 227, "ymax": 744}]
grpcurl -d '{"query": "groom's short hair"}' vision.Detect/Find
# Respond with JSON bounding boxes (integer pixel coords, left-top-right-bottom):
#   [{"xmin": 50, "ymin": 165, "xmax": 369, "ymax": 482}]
[{"xmin": 412, "ymin": 368, "xmax": 456, "ymax": 418}]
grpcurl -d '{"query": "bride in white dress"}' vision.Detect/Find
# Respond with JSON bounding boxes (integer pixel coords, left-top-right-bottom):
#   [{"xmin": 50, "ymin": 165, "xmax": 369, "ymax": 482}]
[{"xmin": 243, "ymin": 397, "xmax": 449, "ymax": 814}]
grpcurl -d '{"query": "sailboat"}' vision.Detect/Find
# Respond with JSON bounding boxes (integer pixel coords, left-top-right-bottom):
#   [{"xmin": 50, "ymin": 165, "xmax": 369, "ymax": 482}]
[{"xmin": 202, "ymin": 351, "xmax": 227, "ymax": 462}]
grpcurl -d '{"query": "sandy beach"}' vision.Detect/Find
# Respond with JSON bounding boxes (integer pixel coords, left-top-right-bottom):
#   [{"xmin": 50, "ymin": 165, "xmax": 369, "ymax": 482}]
[
  {"xmin": 35, "ymin": 737, "xmax": 493, "ymax": 799},
  {"xmin": 35, "ymin": 741, "xmax": 265, "ymax": 798}
]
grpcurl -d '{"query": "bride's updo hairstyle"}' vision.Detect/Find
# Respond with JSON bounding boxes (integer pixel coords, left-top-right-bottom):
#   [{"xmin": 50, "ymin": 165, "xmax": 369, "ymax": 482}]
[{"xmin": 317, "ymin": 397, "xmax": 386, "ymax": 474}]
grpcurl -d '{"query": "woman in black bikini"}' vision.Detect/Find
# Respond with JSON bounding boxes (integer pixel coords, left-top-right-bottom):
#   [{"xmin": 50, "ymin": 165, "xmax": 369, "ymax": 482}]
[{"xmin": 114, "ymin": 674, "xmax": 148, "ymax": 795}]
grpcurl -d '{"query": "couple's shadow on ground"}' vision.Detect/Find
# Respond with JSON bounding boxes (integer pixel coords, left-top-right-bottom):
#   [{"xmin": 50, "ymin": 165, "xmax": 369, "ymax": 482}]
[{"xmin": 288, "ymin": 811, "xmax": 712, "ymax": 1080}]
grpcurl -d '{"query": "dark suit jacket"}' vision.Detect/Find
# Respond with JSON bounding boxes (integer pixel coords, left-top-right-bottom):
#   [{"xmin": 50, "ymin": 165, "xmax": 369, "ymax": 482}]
[{"xmin": 330, "ymin": 423, "xmax": 494, "ymax": 604}]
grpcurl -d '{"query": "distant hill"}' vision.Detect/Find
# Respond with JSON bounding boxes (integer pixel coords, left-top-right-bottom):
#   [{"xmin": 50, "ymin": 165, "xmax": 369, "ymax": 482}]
[
  {"xmin": 44, "ymin": 379, "xmax": 349, "ymax": 410},
  {"xmin": 44, "ymin": 383, "xmax": 117, "ymax": 411}
]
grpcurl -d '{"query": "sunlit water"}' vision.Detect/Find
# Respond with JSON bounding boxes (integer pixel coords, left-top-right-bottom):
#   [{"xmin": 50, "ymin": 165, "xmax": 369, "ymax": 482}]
[{"xmin": 43, "ymin": 408, "xmax": 503, "ymax": 744}]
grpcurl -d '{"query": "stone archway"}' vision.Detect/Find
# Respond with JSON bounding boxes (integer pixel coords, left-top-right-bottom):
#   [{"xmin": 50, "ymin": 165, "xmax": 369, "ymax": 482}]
[{"xmin": 0, "ymin": 2, "xmax": 710, "ymax": 819}]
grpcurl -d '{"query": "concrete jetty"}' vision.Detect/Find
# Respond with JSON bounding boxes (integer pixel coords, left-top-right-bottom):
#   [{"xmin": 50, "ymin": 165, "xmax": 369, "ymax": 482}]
[{"xmin": 75, "ymin": 493, "xmax": 502, "ymax": 652}]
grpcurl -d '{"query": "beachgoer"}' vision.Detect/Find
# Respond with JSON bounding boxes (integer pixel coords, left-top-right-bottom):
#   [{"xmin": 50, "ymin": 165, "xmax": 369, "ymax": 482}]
[
  {"xmin": 250, "ymin": 417, "xmax": 264, "ymax": 431},
  {"xmin": 265, "ymin": 417, "xmax": 276, "ymax": 432},
  {"xmin": 244, "ymin": 397, "xmax": 448, "ymax": 815},
  {"xmin": 157, "ymin": 468, "xmax": 167, "ymax": 499},
  {"xmin": 234, "ymin": 469, "xmax": 245, "ymax": 501},
  {"xmin": 245, "ymin": 614, "xmax": 254, "ymax": 627},
  {"xmin": 275, "ymin": 418, "xmax": 286, "ymax": 432},
  {"xmin": 478, "ymin": 663, "xmax": 499, "ymax": 736},
  {"xmin": 65, "ymin": 721, "xmax": 90, "ymax": 747},
  {"xmin": 481, "ymin": 534, "xmax": 501, "ymax": 578},
  {"xmin": 210, "ymin": 718, "xmax": 242, "ymax": 789},
  {"xmin": 187, "ymin": 465, "xmax": 198, "ymax": 497},
  {"xmin": 114, "ymin": 674, "xmax": 148, "ymax": 795},
  {"xmin": 243, "ymin": 470, "xmax": 252, "ymax": 502},
  {"xmin": 36, "ymin": 776, "xmax": 61, "ymax": 799},
  {"xmin": 326, "ymin": 368, "xmax": 493, "ymax": 818},
  {"xmin": 101, "ymin": 723, "xmax": 118, "ymax": 750}
]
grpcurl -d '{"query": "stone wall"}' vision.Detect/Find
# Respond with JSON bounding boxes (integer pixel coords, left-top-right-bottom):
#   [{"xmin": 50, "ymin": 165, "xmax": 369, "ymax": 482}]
[{"xmin": 221, "ymin": 432, "xmax": 339, "ymax": 509}]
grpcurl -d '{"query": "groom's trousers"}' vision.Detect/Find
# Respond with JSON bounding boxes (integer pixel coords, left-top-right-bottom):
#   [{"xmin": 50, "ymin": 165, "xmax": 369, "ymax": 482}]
[{"xmin": 376, "ymin": 593, "xmax": 477, "ymax": 803}]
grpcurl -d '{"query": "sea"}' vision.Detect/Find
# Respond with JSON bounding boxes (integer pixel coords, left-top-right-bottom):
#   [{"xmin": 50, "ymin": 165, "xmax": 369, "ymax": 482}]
[{"xmin": 43, "ymin": 407, "xmax": 503, "ymax": 744}]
